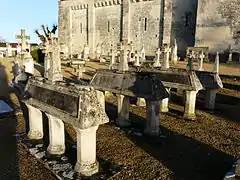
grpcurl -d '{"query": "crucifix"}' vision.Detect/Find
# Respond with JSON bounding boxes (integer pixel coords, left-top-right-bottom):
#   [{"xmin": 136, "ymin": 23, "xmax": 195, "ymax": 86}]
[{"xmin": 15, "ymin": 29, "xmax": 30, "ymax": 54}]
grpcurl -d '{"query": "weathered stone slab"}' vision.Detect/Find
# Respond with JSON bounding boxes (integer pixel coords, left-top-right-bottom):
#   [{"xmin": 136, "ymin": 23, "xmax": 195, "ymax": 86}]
[
  {"xmin": 22, "ymin": 76, "xmax": 109, "ymax": 129},
  {"xmin": 90, "ymin": 69, "xmax": 169, "ymax": 101},
  {"xmin": 129, "ymin": 67, "xmax": 203, "ymax": 91},
  {"xmin": 195, "ymin": 71, "xmax": 223, "ymax": 89}
]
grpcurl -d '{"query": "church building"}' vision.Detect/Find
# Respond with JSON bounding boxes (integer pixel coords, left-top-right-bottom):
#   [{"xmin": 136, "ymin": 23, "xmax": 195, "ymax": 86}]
[{"xmin": 58, "ymin": 0, "xmax": 240, "ymax": 57}]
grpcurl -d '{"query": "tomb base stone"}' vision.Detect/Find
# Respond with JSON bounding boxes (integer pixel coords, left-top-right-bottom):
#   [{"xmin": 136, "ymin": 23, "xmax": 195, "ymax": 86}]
[
  {"xmin": 144, "ymin": 100, "xmax": 161, "ymax": 136},
  {"xmin": 116, "ymin": 95, "xmax": 131, "ymax": 127},
  {"xmin": 96, "ymin": 90, "xmax": 105, "ymax": 111},
  {"xmin": 183, "ymin": 91, "xmax": 197, "ymax": 120},
  {"xmin": 74, "ymin": 126, "xmax": 99, "ymax": 177},
  {"xmin": 204, "ymin": 89, "xmax": 217, "ymax": 110},
  {"xmin": 26, "ymin": 104, "xmax": 43, "ymax": 140},
  {"xmin": 136, "ymin": 98, "xmax": 146, "ymax": 106},
  {"xmin": 46, "ymin": 114, "xmax": 65, "ymax": 155}
]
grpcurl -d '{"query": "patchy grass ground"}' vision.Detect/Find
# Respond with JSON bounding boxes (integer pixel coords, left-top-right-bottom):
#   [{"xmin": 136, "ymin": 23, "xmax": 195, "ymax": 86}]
[{"xmin": 0, "ymin": 57, "xmax": 239, "ymax": 180}]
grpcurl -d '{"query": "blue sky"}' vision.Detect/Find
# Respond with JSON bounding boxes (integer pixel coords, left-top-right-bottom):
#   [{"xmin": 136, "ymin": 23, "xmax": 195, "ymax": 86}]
[{"xmin": 0, "ymin": 0, "xmax": 58, "ymax": 43}]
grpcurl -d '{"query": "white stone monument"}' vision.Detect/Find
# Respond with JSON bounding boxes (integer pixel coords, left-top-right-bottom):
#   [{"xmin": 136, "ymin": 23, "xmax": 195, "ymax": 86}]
[
  {"xmin": 83, "ymin": 44, "xmax": 90, "ymax": 61},
  {"xmin": 161, "ymin": 44, "xmax": 171, "ymax": 70},
  {"xmin": 198, "ymin": 51, "xmax": 205, "ymax": 71},
  {"xmin": 134, "ymin": 50, "xmax": 141, "ymax": 67},
  {"xmin": 140, "ymin": 46, "xmax": 146, "ymax": 63},
  {"xmin": 171, "ymin": 39, "xmax": 178, "ymax": 64},
  {"xmin": 213, "ymin": 52, "xmax": 220, "ymax": 74}
]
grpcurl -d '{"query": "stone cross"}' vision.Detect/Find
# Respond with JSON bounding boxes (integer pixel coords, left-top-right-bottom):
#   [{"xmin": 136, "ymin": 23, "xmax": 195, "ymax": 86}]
[
  {"xmin": 15, "ymin": 29, "xmax": 30, "ymax": 54},
  {"xmin": 162, "ymin": 44, "xmax": 171, "ymax": 70},
  {"xmin": 213, "ymin": 52, "xmax": 220, "ymax": 74},
  {"xmin": 134, "ymin": 50, "xmax": 141, "ymax": 67},
  {"xmin": 154, "ymin": 48, "xmax": 161, "ymax": 68},
  {"xmin": 44, "ymin": 33, "xmax": 63, "ymax": 83},
  {"xmin": 118, "ymin": 41, "xmax": 129, "ymax": 71},
  {"xmin": 171, "ymin": 39, "xmax": 178, "ymax": 64},
  {"xmin": 198, "ymin": 51, "xmax": 205, "ymax": 71},
  {"xmin": 187, "ymin": 50, "xmax": 195, "ymax": 70}
]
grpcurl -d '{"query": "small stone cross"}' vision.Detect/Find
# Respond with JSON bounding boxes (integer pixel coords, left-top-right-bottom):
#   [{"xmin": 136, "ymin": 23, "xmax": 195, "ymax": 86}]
[
  {"xmin": 154, "ymin": 48, "xmax": 161, "ymax": 68},
  {"xmin": 15, "ymin": 29, "xmax": 30, "ymax": 52},
  {"xmin": 198, "ymin": 51, "xmax": 205, "ymax": 71}
]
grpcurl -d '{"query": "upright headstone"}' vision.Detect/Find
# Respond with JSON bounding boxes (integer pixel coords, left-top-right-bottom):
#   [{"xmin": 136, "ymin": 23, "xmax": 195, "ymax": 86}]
[
  {"xmin": 171, "ymin": 39, "xmax": 178, "ymax": 64},
  {"xmin": 153, "ymin": 48, "xmax": 161, "ymax": 68},
  {"xmin": 109, "ymin": 49, "xmax": 116, "ymax": 70},
  {"xmin": 83, "ymin": 44, "xmax": 90, "ymax": 61},
  {"xmin": 161, "ymin": 44, "xmax": 171, "ymax": 70},
  {"xmin": 140, "ymin": 46, "xmax": 146, "ymax": 63},
  {"xmin": 129, "ymin": 46, "xmax": 135, "ymax": 62},
  {"xmin": 24, "ymin": 51, "xmax": 34, "ymax": 75},
  {"xmin": 227, "ymin": 48, "xmax": 233, "ymax": 63},
  {"xmin": 213, "ymin": 52, "xmax": 220, "ymax": 74},
  {"xmin": 198, "ymin": 51, "xmax": 205, "ymax": 71},
  {"xmin": 96, "ymin": 44, "xmax": 101, "ymax": 60}
]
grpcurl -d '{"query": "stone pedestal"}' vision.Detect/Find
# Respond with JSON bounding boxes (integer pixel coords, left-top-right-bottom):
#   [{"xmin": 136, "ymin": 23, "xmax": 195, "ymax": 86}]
[
  {"xmin": 160, "ymin": 97, "xmax": 169, "ymax": 112},
  {"xmin": 144, "ymin": 100, "xmax": 161, "ymax": 136},
  {"xmin": 136, "ymin": 98, "xmax": 146, "ymax": 106},
  {"xmin": 74, "ymin": 126, "xmax": 99, "ymax": 177},
  {"xmin": 46, "ymin": 114, "xmax": 65, "ymax": 155},
  {"xmin": 116, "ymin": 95, "xmax": 131, "ymax": 127},
  {"xmin": 204, "ymin": 89, "xmax": 217, "ymax": 110},
  {"xmin": 96, "ymin": 90, "xmax": 105, "ymax": 111},
  {"xmin": 26, "ymin": 105, "xmax": 43, "ymax": 140},
  {"xmin": 183, "ymin": 91, "xmax": 197, "ymax": 120}
]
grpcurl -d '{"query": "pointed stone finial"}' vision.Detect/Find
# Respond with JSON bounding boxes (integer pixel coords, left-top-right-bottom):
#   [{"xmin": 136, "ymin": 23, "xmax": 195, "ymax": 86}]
[
  {"xmin": 153, "ymin": 48, "xmax": 161, "ymax": 68},
  {"xmin": 171, "ymin": 39, "xmax": 178, "ymax": 64},
  {"xmin": 198, "ymin": 51, "xmax": 205, "ymax": 71},
  {"xmin": 213, "ymin": 52, "xmax": 219, "ymax": 74}
]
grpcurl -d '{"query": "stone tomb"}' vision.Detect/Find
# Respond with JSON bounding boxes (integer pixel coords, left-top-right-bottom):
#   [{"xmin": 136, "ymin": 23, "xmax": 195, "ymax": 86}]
[
  {"xmin": 22, "ymin": 76, "xmax": 109, "ymax": 176},
  {"xmin": 195, "ymin": 71, "xmax": 223, "ymax": 110},
  {"xmin": 129, "ymin": 67, "xmax": 203, "ymax": 120},
  {"xmin": 90, "ymin": 69, "xmax": 169, "ymax": 136}
]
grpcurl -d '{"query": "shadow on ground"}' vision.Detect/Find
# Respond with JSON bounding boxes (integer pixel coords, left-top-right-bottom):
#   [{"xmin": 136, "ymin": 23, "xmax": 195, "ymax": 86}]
[
  {"xmin": 0, "ymin": 62, "xmax": 19, "ymax": 179},
  {"xmin": 105, "ymin": 101, "xmax": 235, "ymax": 180}
]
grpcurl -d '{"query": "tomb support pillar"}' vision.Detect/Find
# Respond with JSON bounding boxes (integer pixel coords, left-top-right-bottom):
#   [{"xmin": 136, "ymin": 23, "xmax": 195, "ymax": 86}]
[
  {"xmin": 96, "ymin": 90, "xmax": 105, "ymax": 111},
  {"xmin": 183, "ymin": 90, "xmax": 198, "ymax": 120},
  {"xmin": 26, "ymin": 104, "xmax": 43, "ymax": 140},
  {"xmin": 204, "ymin": 88, "xmax": 217, "ymax": 110},
  {"xmin": 74, "ymin": 126, "xmax": 99, "ymax": 177},
  {"xmin": 144, "ymin": 100, "xmax": 161, "ymax": 136},
  {"xmin": 136, "ymin": 98, "xmax": 146, "ymax": 106},
  {"xmin": 46, "ymin": 114, "xmax": 65, "ymax": 155},
  {"xmin": 160, "ymin": 88, "xmax": 170, "ymax": 112},
  {"xmin": 116, "ymin": 95, "xmax": 131, "ymax": 127}
]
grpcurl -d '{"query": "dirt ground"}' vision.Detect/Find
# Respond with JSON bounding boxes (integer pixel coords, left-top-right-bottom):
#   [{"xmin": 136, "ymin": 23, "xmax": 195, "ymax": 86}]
[{"xmin": 0, "ymin": 58, "xmax": 239, "ymax": 180}]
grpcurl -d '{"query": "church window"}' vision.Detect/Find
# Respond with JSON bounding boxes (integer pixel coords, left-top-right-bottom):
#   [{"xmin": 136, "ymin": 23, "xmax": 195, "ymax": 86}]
[
  {"xmin": 80, "ymin": 23, "xmax": 82, "ymax": 34},
  {"xmin": 144, "ymin": 18, "xmax": 147, "ymax": 31},
  {"xmin": 108, "ymin": 21, "xmax": 110, "ymax": 32}
]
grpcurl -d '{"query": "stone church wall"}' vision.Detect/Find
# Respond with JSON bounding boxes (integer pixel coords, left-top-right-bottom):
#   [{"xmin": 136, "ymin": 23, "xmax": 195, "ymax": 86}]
[
  {"xmin": 195, "ymin": 0, "xmax": 240, "ymax": 53},
  {"xmin": 130, "ymin": 0, "xmax": 162, "ymax": 55}
]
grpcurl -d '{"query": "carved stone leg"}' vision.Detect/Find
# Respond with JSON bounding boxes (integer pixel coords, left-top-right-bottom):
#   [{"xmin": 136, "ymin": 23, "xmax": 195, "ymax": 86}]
[
  {"xmin": 74, "ymin": 126, "xmax": 99, "ymax": 177},
  {"xmin": 46, "ymin": 114, "xmax": 65, "ymax": 155},
  {"xmin": 26, "ymin": 104, "xmax": 43, "ymax": 140},
  {"xmin": 144, "ymin": 100, "xmax": 161, "ymax": 136},
  {"xmin": 116, "ymin": 95, "xmax": 131, "ymax": 127},
  {"xmin": 136, "ymin": 98, "xmax": 146, "ymax": 106},
  {"xmin": 204, "ymin": 89, "xmax": 217, "ymax": 110},
  {"xmin": 96, "ymin": 90, "xmax": 105, "ymax": 111},
  {"xmin": 160, "ymin": 98, "xmax": 169, "ymax": 113},
  {"xmin": 183, "ymin": 91, "xmax": 197, "ymax": 120}
]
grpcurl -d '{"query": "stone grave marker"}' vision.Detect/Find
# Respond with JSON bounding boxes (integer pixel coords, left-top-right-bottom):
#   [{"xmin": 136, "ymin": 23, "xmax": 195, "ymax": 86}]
[{"xmin": 15, "ymin": 29, "xmax": 30, "ymax": 61}]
